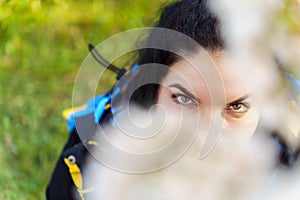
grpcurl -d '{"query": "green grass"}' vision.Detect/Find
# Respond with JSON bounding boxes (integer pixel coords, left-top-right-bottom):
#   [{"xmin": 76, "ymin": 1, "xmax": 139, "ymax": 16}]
[{"xmin": 0, "ymin": 0, "xmax": 169, "ymax": 199}]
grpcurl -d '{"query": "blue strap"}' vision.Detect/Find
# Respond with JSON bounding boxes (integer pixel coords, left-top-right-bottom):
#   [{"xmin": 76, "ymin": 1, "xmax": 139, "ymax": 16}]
[
  {"xmin": 66, "ymin": 94, "xmax": 111, "ymax": 132},
  {"xmin": 66, "ymin": 63, "xmax": 140, "ymax": 132}
]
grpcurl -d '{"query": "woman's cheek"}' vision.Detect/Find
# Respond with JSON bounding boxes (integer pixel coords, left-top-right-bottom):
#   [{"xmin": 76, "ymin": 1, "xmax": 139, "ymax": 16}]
[{"xmin": 223, "ymin": 109, "xmax": 260, "ymax": 138}]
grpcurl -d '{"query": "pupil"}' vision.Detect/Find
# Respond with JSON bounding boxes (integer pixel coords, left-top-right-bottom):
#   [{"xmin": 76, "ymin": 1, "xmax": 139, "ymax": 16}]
[
  {"xmin": 181, "ymin": 96, "xmax": 189, "ymax": 103},
  {"xmin": 232, "ymin": 104, "xmax": 241, "ymax": 110}
]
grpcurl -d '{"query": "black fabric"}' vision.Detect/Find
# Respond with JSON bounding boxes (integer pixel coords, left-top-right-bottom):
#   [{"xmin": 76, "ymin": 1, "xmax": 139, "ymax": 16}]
[
  {"xmin": 46, "ymin": 107, "xmax": 112, "ymax": 199},
  {"xmin": 46, "ymin": 131, "xmax": 101, "ymax": 200},
  {"xmin": 272, "ymin": 132, "xmax": 300, "ymax": 168},
  {"xmin": 46, "ymin": 130, "xmax": 81, "ymax": 200}
]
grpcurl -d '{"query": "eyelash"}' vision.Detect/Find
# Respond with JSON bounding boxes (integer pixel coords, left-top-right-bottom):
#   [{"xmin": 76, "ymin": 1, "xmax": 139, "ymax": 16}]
[
  {"xmin": 225, "ymin": 102, "xmax": 250, "ymax": 116},
  {"xmin": 171, "ymin": 93, "xmax": 197, "ymax": 106},
  {"xmin": 170, "ymin": 92, "xmax": 250, "ymax": 116}
]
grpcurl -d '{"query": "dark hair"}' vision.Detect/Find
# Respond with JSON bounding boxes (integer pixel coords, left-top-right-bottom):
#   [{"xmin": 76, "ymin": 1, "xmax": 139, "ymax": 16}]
[
  {"xmin": 129, "ymin": 0, "xmax": 224, "ymax": 107},
  {"xmin": 123, "ymin": 0, "xmax": 294, "ymax": 169}
]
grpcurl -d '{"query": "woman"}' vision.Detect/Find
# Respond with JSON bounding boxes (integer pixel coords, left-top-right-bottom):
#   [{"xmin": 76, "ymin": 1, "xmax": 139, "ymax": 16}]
[{"xmin": 47, "ymin": 0, "xmax": 292, "ymax": 199}]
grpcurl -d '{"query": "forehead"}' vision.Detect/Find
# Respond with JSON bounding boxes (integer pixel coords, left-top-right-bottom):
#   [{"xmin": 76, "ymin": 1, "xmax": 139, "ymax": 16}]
[{"xmin": 164, "ymin": 51, "xmax": 254, "ymax": 103}]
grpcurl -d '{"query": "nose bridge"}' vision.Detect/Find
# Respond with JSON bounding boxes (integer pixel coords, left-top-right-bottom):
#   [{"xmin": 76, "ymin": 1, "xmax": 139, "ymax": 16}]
[
  {"xmin": 199, "ymin": 105, "xmax": 212, "ymax": 126},
  {"xmin": 199, "ymin": 104, "xmax": 225, "ymax": 131},
  {"xmin": 220, "ymin": 117, "xmax": 230, "ymax": 135}
]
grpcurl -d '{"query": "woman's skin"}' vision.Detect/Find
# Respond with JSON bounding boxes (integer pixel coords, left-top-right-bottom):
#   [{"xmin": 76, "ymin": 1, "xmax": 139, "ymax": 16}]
[{"xmin": 157, "ymin": 51, "xmax": 260, "ymax": 139}]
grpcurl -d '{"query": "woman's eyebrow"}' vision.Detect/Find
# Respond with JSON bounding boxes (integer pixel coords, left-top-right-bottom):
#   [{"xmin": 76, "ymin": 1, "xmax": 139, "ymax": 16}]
[
  {"xmin": 228, "ymin": 95, "xmax": 250, "ymax": 105},
  {"xmin": 168, "ymin": 84, "xmax": 197, "ymax": 100}
]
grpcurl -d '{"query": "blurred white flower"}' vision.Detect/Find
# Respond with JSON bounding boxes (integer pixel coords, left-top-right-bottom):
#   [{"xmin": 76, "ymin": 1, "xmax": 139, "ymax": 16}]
[
  {"xmin": 210, "ymin": 0, "xmax": 300, "ymax": 148},
  {"xmin": 82, "ymin": 0, "xmax": 300, "ymax": 199},
  {"xmin": 85, "ymin": 119, "xmax": 276, "ymax": 200}
]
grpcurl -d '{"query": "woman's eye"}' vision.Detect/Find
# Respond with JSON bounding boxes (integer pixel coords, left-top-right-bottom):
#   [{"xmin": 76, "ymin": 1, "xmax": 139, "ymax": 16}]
[
  {"xmin": 231, "ymin": 104, "xmax": 243, "ymax": 111},
  {"xmin": 225, "ymin": 103, "xmax": 249, "ymax": 117},
  {"xmin": 172, "ymin": 94, "xmax": 196, "ymax": 106}
]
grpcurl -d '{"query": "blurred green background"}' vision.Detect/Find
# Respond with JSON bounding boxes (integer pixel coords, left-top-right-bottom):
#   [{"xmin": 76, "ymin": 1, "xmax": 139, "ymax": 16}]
[{"xmin": 0, "ymin": 0, "xmax": 169, "ymax": 199}]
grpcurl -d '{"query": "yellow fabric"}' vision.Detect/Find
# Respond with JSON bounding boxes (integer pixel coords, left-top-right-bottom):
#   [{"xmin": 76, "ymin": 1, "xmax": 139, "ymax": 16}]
[
  {"xmin": 78, "ymin": 188, "xmax": 94, "ymax": 194},
  {"xmin": 63, "ymin": 158, "xmax": 83, "ymax": 189},
  {"xmin": 87, "ymin": 140, "xmax": 108, "ymax": 153},
  {"xmin": 105, "ymin": 103, "xmax": 111, "ymax": 110},
  {"xmin": 64, "ymin": 154, "xmax": 96, "ymax": 200},
  {"xmin": 63, "ymin": 158, "xmax": 86, "ymax": 200},
  {"xmin": 87, "ymin": 140, "xmax": 98, "ymax": 146},
  {"xmin": 62, "ymin": 105, "xmax": 87, "ymax": 120}
]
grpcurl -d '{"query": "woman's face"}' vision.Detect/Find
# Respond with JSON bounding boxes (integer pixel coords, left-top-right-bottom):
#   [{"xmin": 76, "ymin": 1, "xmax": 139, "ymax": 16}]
[{"xmin": 157, "ymin": 51, "xmax": 260, "ymax": 139}]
